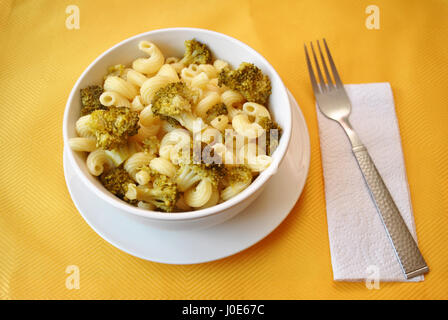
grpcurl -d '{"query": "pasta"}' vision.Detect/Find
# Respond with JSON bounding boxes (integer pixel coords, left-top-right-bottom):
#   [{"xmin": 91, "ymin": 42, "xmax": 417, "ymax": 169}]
[
  {"xmin": 124, "ymin": 152, "xmax": 154, "ymax": 179},
  {"xmin": 156, "ymin": 64, "xmax": 179, "ymax": 82},
  {"xmin": 159, "ymin": 129, "xmax": 191, "ymax": 163},
  {"xmin": 204, "ymin": 78, "xmax": 223, "ymax": 95},
  {"xmin": 184, "ymin": 179, "xmax": 213, "ymax": 207},
  {"xmin": 132, "ymin": 41, "xmax": 165, "ymax": 75},
  {"xmin": 195, "ymin": 91, "xmax": 220, "ymax": 117},
  {"xmin": 86, "ymin": 149, "xmax": 113, "ymax": 176},
  {"xmin": 140, "ymin": 75, "xmax": 174, "ymax": 104},
  {"xmin": 242, "ymin": 102, "xmax": 271, "ymax": 122},
  {"xmin": 238, "ymin": 142, "xmax": 272, "ymax": 172},
  {"xmin": 210, "ymin": 114, "xmax": 229, "ymax": 131},
  {"xmin": 138, "ymin": 201, "xmax": 155, "ymax": 210},
  {"xmin": 190, "ymin": 72, "xmax": 209, "ymax": 89},
  {"xmin": 69, "ymin": 39, "xmax": 281, "ymax": 212},
  {"xmin": 198, "ymin": 64, "xmax": 218, "ymax": 79},
  {"xmin": 75, "ymin": 115, "xmax": 94, "ymax": 137},
  {"xmin": 104, "ymin": 76, "xmax": 138, "ymax": 100},
  {"xmin": 231, "ymin": 113, "xmax": 264, "ymax": 139},
  {"xmin": 100, "ymin": 91, "xmax": 131, "ymax": 108},
  {"xmin": 149, "ymin": 157, "xmax": 176, "ymax": 178},
  {"xmin": 180, "ymin": 64, "xmax": 201, "ymax": 85},
  {"xmin": 132, "ymin": 121, "xmax": 161, "ymax": 142},
  {"xmin": 201, "ymin": 127, "xmax": 223, "ymax": 145},
  {"xmin": 198, "ymin": 187, "xmax": 220, "ymax": 209},
  {"xmin": 139, "ymin": 106, "xmax": 159, "ymax": 127},
  {"xmin": 130, "ymin": 95, "xmax": 145, "ymax": 113},
  {"xmin": 126, "ymin": 69, "xmax": 148, "ymax": 87},
  {"xmin": 213, "ymin": 59, "xmax": 229, "ymax": 71},
  {"xmin": 165, "ymin": 57, "xmax": 184, "ymax": 73},
  {"xmin": 68, "ymin": 137, "xmax": 97, "ymax": 152},
  {"xmin": 221, "ymin": 90, "xmax": 245, "ymax": 119},
  {"xmin": 221, "ymin": 180, "xmax": 252, "ymax": 201}
]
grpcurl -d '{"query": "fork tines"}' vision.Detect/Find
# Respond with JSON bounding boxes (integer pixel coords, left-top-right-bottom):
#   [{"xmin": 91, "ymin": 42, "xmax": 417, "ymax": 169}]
[{"xmin": 304, "ymin": 39, "xmax": 343, "ymax": 93}]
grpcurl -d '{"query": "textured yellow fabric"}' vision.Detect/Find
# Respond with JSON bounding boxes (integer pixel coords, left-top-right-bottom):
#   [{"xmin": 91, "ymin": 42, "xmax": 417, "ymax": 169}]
[{"xmin": 0, "ymin": 0, "xmax": 447, "ymax": 300}]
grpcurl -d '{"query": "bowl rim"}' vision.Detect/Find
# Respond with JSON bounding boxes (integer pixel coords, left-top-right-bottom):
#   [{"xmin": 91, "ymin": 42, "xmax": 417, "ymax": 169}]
[{"xmin": 63, "ymin": 27, "xmax": 292, "ymax": 221}]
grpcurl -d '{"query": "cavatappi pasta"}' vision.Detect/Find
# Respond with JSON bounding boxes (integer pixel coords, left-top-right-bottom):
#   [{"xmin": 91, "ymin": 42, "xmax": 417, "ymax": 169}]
[{"xmin": 69, "ymin": 39, "xmax": 282, "ymax": 212}]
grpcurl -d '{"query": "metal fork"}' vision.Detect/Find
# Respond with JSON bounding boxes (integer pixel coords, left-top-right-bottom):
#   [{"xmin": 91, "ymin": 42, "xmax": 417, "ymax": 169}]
[{"xmin": 305, "ymin": 39, "xmax": 429, "ymax": 279}]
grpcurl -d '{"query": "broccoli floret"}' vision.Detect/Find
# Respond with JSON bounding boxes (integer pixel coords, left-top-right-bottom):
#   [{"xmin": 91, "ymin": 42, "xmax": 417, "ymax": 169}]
[
  {"xmin": 80, "ymin": 85, "xmax": 108, "ymax": 116},
  {"xmin": 205, "ymin": 103, "xmax": 228, "ymax": 123},
  {"xmin": 142, "ymin": 136, "xmax": 160, "ymax": 155},
  {"xmin": 99, "ymin": 167, "xmax": 136, "ymax": 204},
  {"xmin": 151, "ymin": 82, "xmax": 200, "ymax": 131},
  {"xmin": 152, "ymin": 82, "xmax": 196, "ymax": 115},
  {"xmin": 176, "ymin": 163, "xmax": 225, "ymax": 192},
  {"xmin": 89, "ymin": 106, "xmax": 140, "ymax": 150},
  {"xmin": 218, "ymin": 62, "xmax": 271, "ymax": 105},
  {"xmin": 258, "ymin": 116, "xmax": 282, "ymax": 155},
  {"xmin": 128, "ymin": 172, "xmax": 178, "ymax": 212},
  {"xmin": 180, "ymin": 39, "xmax": 212, "ymax": 66},
  {"xmin": 104, "ymin": 64, "xmax": 126, "ymax": 79},
  {"xmin": 145, "ymin": 173, "xmax": 178, "ymax": 212},
  {"xmin": 225, "ymin": 165, "xmax": 253, "ymax": 186}
]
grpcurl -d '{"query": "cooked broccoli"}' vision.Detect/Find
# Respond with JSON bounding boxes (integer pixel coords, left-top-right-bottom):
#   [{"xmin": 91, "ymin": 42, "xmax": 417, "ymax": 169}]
[
  {"xmin": 180, "ymin": 39, "xmax": 212, "ymax": 66},
  {"xmin": 89, "ymin": 106, "xmax": 140, "ymax": 150},
  {"xmin": 80, "ymin": 85, "xmax": 108, "ymax": 116},
  {"xmin": 205, "ymin": 103, "xmax": 228, "ymax": 123},
  {"xmin": 176, "ymin": 163, "xmax": 225, "ymax": 192},
  {"xmin": 142, "ymin": 136, "xmax": 160, "ymax": 155},
  {"xmin": 225, "ymin": 165, "xmax": 253, "ymax": 186},
  {"xmin": 258, "ymin": 116, "xmax": 282, "ymax": 155},
  {"xmin": 151, "ymin": 82, "xmax": 201, "ymax": 131},
  {"xmin": 218, "ymin": 62, "xmax": 272, "ymax": 105},
  {"xmin": 127, "ymin": 172, "xmax": 178, "ymax": 212},
  {"xmin": 104, "ymin": 64, "xmax": 126, "ymax": 79},
  {"xmin": 145, "ymin": 173, "xmax": 178, "ymax": 212},
  {"xmin": 99, "ymin": 167, "xmax": 136, "ymax": 204}
]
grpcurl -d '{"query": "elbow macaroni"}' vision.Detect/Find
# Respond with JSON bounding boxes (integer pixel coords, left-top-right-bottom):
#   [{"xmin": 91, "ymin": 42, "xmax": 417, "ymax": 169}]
[
  {"xmin": 100, "ymin": 91, "xmax": 131, "ymax": 108},
  {"xmin": 126, "ymin": 69, "xmax": 148, "ymax": 87},
  {"xmin": 232, "ymin": 114, "xmax": 264, "ymax": 139},
  {"xmin": 132, "ymin": 41, "xmax": 165, "ymax": 75},
  {"xmin": 124, "ymin": 152, "xmax": 154, "ymax": 179},
  {"xmin": 130, "ymin": 95, "xmax": 145, "ymax": 112},
  {"xmin": 68, "ymin": 137, "xmax": 97, "ymax": 152},
  {"xmin": 87, "ymin": 149, "xmax": 113, "ymax": 176},
  {"xmin": 195, "ymin": 91, "xmax": 220, "ymax": 117},
  {"xmin": 75, "ymin": 115, "xmax": 94, "ymax": 137},
  {"xmin": 104, "ymin": 76, "xmax": 138, "ymax": 100},
  {"xmin": 149, "ymin": 157, "xmax": 176, "ymax": 178},
  {"xmin": 184, "ymin": 179, "xmax": 213, "ymax": 207}
]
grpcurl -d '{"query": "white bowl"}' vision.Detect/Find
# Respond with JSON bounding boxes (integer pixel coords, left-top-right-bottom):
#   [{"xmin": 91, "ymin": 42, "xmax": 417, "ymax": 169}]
[{"xmin": 63, "ymin": 28, "xmax": 292, "ymax": 230}]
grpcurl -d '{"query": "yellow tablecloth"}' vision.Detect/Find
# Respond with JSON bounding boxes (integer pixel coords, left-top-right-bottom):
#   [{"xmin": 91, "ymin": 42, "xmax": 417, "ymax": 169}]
[{"xmin": 1, "ymin": 0, "xmax": 447, "ymax": 299}]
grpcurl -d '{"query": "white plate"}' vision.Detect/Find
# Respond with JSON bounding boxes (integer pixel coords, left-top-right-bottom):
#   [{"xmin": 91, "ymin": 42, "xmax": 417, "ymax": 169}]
[{"xmin": 63, "ymin": 90, "xmax": 310, "ymax": 264}]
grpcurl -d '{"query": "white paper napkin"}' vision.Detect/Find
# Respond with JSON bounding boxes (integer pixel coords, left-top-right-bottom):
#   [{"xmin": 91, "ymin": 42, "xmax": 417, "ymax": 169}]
[{"xmin": 316, "ymin": 82, "xmax": 423, "ymax": 282}]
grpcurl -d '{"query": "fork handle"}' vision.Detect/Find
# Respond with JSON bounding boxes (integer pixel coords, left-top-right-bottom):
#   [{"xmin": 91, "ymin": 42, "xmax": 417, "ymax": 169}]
[{"xmin": 352, "ymin": 145, "xmax": 429, "ymax": 279}]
